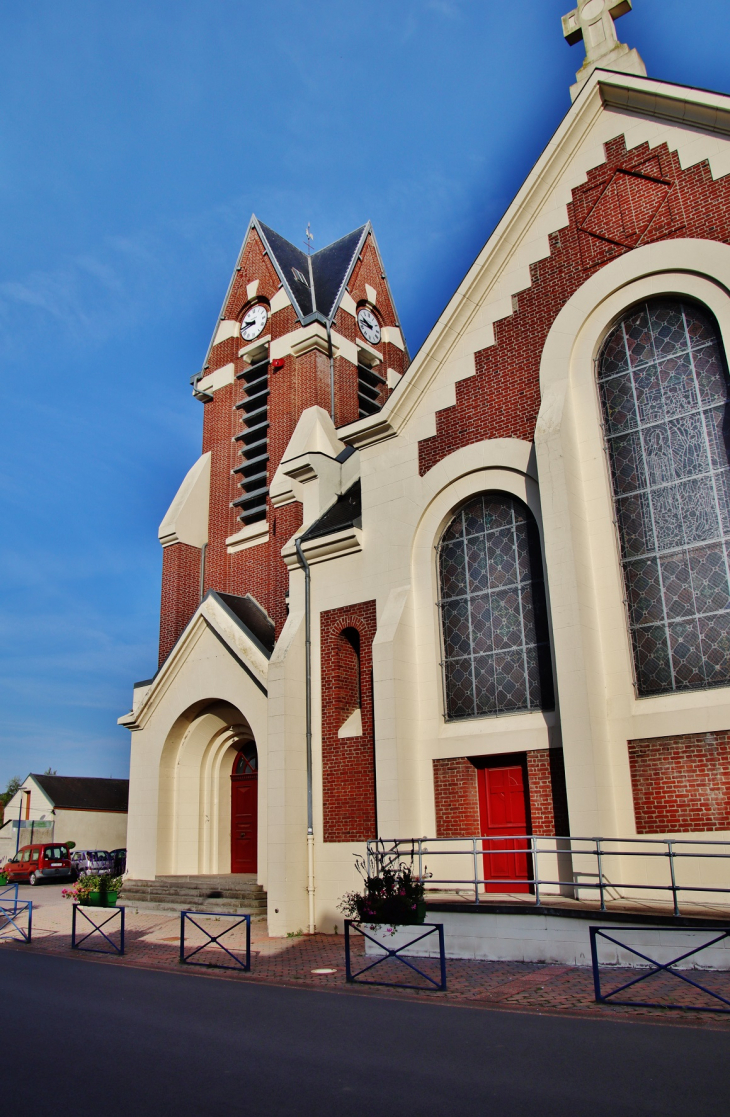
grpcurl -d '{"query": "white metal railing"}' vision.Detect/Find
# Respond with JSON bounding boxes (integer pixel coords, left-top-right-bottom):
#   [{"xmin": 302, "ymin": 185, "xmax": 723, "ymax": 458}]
[{"xmin": 366, "ymin": 835, "xmax": 730, "ymax": 917}]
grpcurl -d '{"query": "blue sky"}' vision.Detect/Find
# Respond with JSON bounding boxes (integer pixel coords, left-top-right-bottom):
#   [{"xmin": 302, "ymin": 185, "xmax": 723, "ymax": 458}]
[{"xmin": 0, "ymin": 0, "xmax": 726, "ymax": 787}]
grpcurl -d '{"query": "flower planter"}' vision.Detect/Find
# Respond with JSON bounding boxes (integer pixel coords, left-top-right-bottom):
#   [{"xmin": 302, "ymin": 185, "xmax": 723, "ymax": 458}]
[
  {"xmin": 82, "ymin": 892, "xmax": 118, "ymax": 908},
  {"xmin": 362, "ymin": 921, "xmax": 436, "ymax": 957}
]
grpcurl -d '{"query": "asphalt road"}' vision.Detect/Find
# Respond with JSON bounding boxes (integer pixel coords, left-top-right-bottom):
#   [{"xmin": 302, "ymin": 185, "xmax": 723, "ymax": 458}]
[{"xmin": 0, "ymin": 950, "xmax": 727, "ymax": 1117}]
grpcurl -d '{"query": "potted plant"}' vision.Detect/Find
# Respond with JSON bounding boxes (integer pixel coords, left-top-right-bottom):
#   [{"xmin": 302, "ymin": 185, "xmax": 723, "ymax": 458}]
[
  {"xmin": 63, "ymin": 874, "xmax": 122, "ymax": 908},
  {"xmin": 339, "ymin": 859, "xmax": 427, "ymax": 930}
]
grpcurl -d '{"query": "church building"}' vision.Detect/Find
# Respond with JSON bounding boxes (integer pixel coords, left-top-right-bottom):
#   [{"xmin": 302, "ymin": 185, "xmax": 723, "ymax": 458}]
[{"xmin": 121, "ymin": 1, "xmax": 730, "ymax": 937}]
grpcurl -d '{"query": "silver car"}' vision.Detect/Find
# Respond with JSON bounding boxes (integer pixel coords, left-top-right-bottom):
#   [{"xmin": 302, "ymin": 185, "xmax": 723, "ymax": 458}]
[{"xmin": 71, "ymin": 849, "xmax": 114, "ymax": 878}]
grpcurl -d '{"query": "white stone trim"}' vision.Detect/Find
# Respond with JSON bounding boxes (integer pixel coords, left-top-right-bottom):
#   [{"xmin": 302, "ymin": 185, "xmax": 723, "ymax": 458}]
[
  {"xmin": 158, "ymin": 453, "xmax": 210, "ymax": 548},
  {"xmin": 226, "ymin": 521, "xmax": 269, "ymax": 553},
  {"xmin": 212, "ymin": 320, "xmax": 240, "ymax": 346},
  {"xmin": 282, "ymin": 526, "xmax": 362, "ymax": 568},
  {"xmin": 339, "ymin": 290, "xmax": 357, "ymax": 317},
  {"xmin": 196, "ymin": 363, "xmax": 235, "ymax": 396},
  {"xmin": 381, "ymin": 326, "xmax": 404, "ymax": 350},
  {"xmin": 270, "ymin": 287, "xmax": 291, "ymax": 313},
  {"xmin": 338, "ymin": 708, "xmax": 362, "ymax": 738}
]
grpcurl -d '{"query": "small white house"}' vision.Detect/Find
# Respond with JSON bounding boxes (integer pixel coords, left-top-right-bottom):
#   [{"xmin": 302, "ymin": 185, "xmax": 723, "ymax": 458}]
[{"xmin": 0, "ymin": 774, "xmax": 128, "ymax": 864}]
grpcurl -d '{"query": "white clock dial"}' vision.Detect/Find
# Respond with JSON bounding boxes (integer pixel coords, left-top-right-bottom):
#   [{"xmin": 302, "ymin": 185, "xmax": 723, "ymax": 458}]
[
  {"xmin": 357, "ymin": 307, "xmax": 381, "ymax": 345},
  {"xmin": 240, "ymin": 304, "xmax": 268, "ymax": 342}
]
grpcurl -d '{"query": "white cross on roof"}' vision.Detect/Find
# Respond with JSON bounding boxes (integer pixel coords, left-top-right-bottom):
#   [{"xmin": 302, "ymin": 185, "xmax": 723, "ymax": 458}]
[{"xmin": 562, "ymin": 0, "xmax": 646, "ymax": 101}]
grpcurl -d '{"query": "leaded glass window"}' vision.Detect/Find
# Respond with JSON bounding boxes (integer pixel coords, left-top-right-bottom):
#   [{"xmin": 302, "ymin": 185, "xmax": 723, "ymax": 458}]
[
  {"xmin": 437, "ymin": 493, "xmax": 554, "ymax": 719},
  {"xmin": 598, "ymin": 298, "xmax": 730, "ymax": 695}
]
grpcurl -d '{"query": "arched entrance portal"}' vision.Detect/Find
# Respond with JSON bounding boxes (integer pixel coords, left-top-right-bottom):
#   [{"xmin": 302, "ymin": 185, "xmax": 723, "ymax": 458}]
[{"xmin": 230, "ymin": 742, "xmax": 258, "ymax": 873}]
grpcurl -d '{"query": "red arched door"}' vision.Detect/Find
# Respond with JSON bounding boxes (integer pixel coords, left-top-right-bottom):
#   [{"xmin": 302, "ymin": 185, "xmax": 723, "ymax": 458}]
[{"xmin": 231, "ymin": 742, "xmax": 258, "ymax": 874}]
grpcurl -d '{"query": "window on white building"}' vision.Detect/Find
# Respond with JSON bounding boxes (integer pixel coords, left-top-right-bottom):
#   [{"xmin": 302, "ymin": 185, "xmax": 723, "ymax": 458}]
[
  {"xmin": 598, "ymin": 298, "xmax": 730, "ymax": 695},
  {"xmin": 437, "ymin": 493, "xmax": 554, "ymax": 719}
]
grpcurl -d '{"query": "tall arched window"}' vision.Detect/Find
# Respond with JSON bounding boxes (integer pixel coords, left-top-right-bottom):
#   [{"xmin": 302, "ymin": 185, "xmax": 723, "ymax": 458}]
[
  {"xmin": 438, "ymin": 493, "xmax": 554, "ymax": 719},
  {"xmin": 598, "ymin": 298, "xmax": 730, "ymax": 695}
]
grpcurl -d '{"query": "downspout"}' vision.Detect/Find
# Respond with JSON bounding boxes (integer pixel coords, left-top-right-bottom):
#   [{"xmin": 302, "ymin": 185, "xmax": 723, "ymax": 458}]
[
  {"xmin": 326, "ymin": 320, "xmax": 335, "ymax": 422},
  {"xmin": 294, "ymin": 535, "xmax": 315, "ymax": 934},
  {"xmin": 199, "ymin": 542, "xmax": 208, "ymax": 603}
]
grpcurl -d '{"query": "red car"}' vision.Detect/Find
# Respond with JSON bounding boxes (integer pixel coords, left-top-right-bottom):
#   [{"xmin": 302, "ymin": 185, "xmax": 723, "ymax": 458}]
[{"xmin": 4, "ymin": 843, "xmax": 74, "ymax": 885}]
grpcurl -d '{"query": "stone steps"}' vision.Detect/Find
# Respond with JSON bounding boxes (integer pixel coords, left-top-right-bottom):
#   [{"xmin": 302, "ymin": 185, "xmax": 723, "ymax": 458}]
[{"xmin": 120, "ymin": 875, "xmax": 267, "ymax": 915}]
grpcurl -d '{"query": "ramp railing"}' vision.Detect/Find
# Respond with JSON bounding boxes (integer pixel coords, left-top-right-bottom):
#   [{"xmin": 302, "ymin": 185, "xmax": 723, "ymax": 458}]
[{"xmin": 366, "ymin": 835, "xmax": 730, "ymax": 916}]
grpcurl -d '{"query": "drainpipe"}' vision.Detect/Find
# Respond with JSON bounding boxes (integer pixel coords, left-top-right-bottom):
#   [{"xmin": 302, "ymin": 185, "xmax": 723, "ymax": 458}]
[
  {"xmin": 199, "ymin": 542, "xmax": 208, "ymax": 603},
  {"xmin": 294, "ymin": 535, "xmax": 315, "ymax": 934},
  {"xmin": 326, "ymin": 321, "xmax": 335, "ymax": 423}
]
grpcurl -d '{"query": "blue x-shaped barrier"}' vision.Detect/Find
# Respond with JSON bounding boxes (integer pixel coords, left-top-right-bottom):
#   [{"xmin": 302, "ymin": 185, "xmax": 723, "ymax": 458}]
[
  {"xmin": 0, "ymin": 898, "xmax": 32, "ymax": 943},
  {"xmin": 71, "ymin": 903, "xmax": 125, "ymax": 955},
  {"xmin": 344, "ymin": 920, "xmax": 447, "ymax": 990},
  {"xmin": 590, "ymin": 925, "xmax": 730, "ymax": 1014},
  {"xmin": 0, "ymin": 884, "xmax": 19, "ymax": 914},
  {"xmin": 179, "ymin": 911, "xmax": 251, "ymax": 971}
]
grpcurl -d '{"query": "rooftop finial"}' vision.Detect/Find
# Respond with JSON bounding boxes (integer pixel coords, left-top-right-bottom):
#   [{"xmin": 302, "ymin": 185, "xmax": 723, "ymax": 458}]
[
  {"xmin": 304, "ymin": 223, "xmax": 314, "ymax": 256},
  {"xmin": 562, "ymin": 0, "xmax": 646, "ymax": 101}
]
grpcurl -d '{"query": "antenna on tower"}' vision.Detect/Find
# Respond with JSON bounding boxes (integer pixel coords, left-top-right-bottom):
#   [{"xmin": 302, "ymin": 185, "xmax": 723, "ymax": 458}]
[{"xmin": 304, "ymin": 223, "xmax": 314, "ymax": 256}]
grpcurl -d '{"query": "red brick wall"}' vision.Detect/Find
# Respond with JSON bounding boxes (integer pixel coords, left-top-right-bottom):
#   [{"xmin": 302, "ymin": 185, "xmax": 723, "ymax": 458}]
[
  {"xmin": 433, "ymin": 757, "xmax": 481, "ymax": 837},
  {"xmin": 526, "ymin": 749, "xmax": 570, "ymax": 837},
  {"xmin": 433, "ymin": 749, "xmax": 569, "ymax": 837},
  {"xmin": 320, "ymin": 601, "xmax": 377, "ymax": 843},
  {"xmin": 419, "ymin": 134, "xmax": 730, "ymax": 475},
  {"xmin": 628, "ymin": 730, "xmax": 730, "ymax": 834},
  {"xmin": 158, "ymin": 543, "xmax": 201, "ymax": 666}
]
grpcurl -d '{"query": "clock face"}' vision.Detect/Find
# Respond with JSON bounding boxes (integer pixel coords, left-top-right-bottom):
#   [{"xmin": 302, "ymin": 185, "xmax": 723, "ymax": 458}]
[
  {"xmin": 240, "ymin": 304, "xmax": 268, "ymax": 342},
  {"xmin": 357, "ymin": 307, "xmax": 381, "ymax": 345}
]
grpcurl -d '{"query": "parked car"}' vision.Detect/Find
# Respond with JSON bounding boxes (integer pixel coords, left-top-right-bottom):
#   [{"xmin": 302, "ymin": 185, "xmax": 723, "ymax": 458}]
[
  {"xmin": 4, "ymin": 844, "xmax": 74, "ymax": 885},
  {"xmin": 109, "ymin": 848, "xmax": 127, "ymax": 875},
  {"xmin": 70, "ymin": 850, "xmax": 114, "ymax": 878}
]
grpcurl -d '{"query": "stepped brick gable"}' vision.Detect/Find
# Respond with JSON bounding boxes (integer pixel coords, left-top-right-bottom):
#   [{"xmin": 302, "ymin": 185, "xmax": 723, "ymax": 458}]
[{"xmin": 418, "ymin": 134, "xmax": 730, "ymax": 476}]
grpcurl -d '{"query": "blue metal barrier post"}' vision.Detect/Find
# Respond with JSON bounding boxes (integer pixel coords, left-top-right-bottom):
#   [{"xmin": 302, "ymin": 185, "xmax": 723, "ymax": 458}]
[
  {"xmin": 0, "ymin": 897, "xmax": 32, "ymax": 943},
  {"xmin": 71, "ymin": 904, "xmax": 125, "ymax": 955},
  {"xmin": 344, "ymin": 920, "xmax": 447, "ymax": 991},
  {"xmin": 590, "ymin": 925, "xmax": 730, "ymax": 1014},
  {"xmin": 179, "ymin": 911, "xmax": 251, "ymax": 971}
]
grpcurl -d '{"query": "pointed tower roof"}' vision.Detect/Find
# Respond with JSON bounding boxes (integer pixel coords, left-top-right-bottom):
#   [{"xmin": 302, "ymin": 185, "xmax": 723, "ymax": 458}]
[
  {"xmin": 255, "ymin": 218, "xmax": 368, "ymax": 323},
  {"xmin": 195, "ymin": 215, "xmax": 406, "ymax": 386}
]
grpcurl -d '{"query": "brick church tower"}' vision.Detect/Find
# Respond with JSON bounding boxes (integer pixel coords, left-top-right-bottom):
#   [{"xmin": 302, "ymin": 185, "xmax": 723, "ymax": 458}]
[{"xmin": 157, "ymin": 218, "xmax": 408, "ymax": 664}]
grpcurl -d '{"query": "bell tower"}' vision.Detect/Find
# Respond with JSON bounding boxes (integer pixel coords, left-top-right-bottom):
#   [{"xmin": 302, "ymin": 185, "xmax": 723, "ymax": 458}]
[{"xmin": 157, "ymin": 218, "xmax": 408, "ymax": 664}]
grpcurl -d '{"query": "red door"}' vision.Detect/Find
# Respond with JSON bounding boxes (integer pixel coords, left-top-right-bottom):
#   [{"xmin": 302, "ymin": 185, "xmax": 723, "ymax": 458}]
[
  {"xmin": 477, "ymin": 764, "xmax": 532, "ymax": 893},
  {"xmin": 231, "ymin": 743, "xmax": 258, "ymax": 874}
]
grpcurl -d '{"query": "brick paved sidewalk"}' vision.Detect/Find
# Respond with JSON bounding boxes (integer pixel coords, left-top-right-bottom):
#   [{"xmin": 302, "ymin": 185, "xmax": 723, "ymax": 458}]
[{"xmin": 3, "ymin": 899, "xmax": 730, "ymax": 1030}]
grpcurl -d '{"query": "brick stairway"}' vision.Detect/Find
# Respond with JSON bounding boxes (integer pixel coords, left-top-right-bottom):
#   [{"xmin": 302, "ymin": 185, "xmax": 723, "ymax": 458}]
[{"xmin": 120, "ymin": 874, "xmax": 267, "ymax": 917}]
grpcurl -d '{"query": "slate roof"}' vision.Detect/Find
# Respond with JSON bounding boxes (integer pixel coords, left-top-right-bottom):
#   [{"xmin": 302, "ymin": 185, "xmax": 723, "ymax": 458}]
[
  {"xmin": 257, "ymin": 219, "xmax": 368, "ymax": 324},
  {"xmin": 30, "ymin": 775, "xmax": 129, "ymax": 812},
  {"xmin": 302, "ymin": 480, "xmax": 362, "ymax": 542},
  {"xmin": 214, "ymin": 591, "xmax": 276, "ymax": 656}
]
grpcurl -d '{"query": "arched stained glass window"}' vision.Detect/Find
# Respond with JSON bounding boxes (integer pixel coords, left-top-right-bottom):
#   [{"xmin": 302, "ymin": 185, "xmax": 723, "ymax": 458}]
[
  {"xmin": 437, "ymin": 493, "xmax": 554, "ymax": 719},
  {"xmin": 598, "ymin": 298, "xmax": 730, "ymax": 695},
  {"xmin": 234, "ymin": 741, "xmax": 258, "ymax": 775}
]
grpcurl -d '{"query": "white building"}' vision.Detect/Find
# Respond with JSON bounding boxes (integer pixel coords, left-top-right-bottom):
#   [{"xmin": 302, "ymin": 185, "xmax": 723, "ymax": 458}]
[{"xmin": 0, "ymin": 774, "xmax": 128, "ymax": 863}]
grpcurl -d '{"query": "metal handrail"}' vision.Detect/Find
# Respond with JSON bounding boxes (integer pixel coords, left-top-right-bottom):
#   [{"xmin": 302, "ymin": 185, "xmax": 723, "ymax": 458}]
[{"xmin": 366, "ymin": 835, "xmax": 730, "ymax": 917}]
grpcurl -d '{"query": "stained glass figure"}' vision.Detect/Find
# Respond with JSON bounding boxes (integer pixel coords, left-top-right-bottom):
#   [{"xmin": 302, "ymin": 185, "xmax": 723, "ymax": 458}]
[
  {"xmin": 598, "ymin": 299, "xmax": 730, "ymax": 695},
  {"xmin": 437, "ymin": 493, "xmax": 554, "ymax": 719}
]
